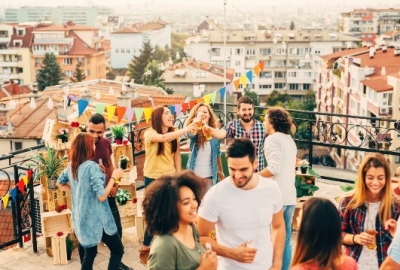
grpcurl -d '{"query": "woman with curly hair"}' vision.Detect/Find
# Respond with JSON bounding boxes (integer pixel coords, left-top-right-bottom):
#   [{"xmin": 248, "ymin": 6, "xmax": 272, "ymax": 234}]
[
  {"xmin": 139, "ymin": 105, "xmax": 197, "ymax": 265},
  {"xmin": 185, "ymin": 103, "xmax": 226, "ymax": 189},
  {"xmin": 291, "ymin": 197, "xmax": 357, "ymax": 270},
  {"xmin": 339, "ymin": 153, "xmax": 400, "ymax": 269},
  {"xmin": 143, "ymin": 171, "xmax": 218, "ymax": 270},
  {"xmin": 259, "ymin": 106, "xmax": 297, "ymax": 270}
]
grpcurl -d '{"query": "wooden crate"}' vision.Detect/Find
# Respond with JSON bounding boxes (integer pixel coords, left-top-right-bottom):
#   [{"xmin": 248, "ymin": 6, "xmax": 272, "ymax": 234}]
[
  {"xmin": 135, "ymin": 215, "xmax": 144, "ymax": 242},
  {"xmin": 41, "ymin": 210, "xmax": 73, "ymax": 237},
  {"xmin": 121, "ymin": 215, "xmax": 136, "ymax": 230},
  {"xmin": 44, "ymin": 189, "xmax": 72, "ymax": 212},
  {"xmin": 119, "ymin": 181, "xmax": 137, "ymax": 201},
  {"xmin": 51, "ymin": 234, "xmax": 68, "ymax": 265},
  {"xmin": 111, "ymin": 143, "xmax": 134, "ymax": 169}
]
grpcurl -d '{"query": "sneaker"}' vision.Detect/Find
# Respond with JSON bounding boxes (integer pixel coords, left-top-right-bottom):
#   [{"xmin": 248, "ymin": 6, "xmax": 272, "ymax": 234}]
[
  {"xmin": 119, "ymin": 262, "xmax": 133, "ymax": 270},
  {"xmin": 139, "ymin": 247, "xmax": 150, "ymax": 266}
]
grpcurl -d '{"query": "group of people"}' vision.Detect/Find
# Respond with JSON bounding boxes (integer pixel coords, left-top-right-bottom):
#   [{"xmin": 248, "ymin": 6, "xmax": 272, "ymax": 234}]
[{"xmin": 55, "ymin": 95, "xmax": 400, "ymax": 270}]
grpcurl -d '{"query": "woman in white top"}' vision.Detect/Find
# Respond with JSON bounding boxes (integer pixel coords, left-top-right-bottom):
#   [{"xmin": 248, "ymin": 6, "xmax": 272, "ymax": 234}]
[
  {"xmin": 185, "ymin": 103, "xmax": 226, "ymax": 190},
  {"xmin": 339, "ymin": 153, "xmax": 400, "ymax": 269}
]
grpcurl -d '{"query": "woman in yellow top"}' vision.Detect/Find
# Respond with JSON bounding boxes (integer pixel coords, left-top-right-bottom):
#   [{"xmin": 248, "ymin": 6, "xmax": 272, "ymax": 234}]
[{"xmin": 139, "ymin": 105, "xmax": 196, "ymax": 266}]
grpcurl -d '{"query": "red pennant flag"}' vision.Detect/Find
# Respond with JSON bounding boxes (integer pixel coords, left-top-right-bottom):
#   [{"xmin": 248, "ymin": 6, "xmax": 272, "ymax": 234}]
[
  {"xmin": 18, "ymin": 180, "xmax": 25, "ymax": 195},
  {"xmin": 189, "ymin": 100, "xmax": 196, "ymax": 109},
  {"xmin": 116, "ymin": 107, "xmax": 127, "ymax": 123},
  {"xmin": 259, "ymin": 61, "xmax": 265, "ymax": 72},
  {"xmin": 27, "ymin": 169, "xmax": 32, "ymax": 179},
  {"xmin": 182, "ymin": 103, "xmax": 188, "ymax": 113}
]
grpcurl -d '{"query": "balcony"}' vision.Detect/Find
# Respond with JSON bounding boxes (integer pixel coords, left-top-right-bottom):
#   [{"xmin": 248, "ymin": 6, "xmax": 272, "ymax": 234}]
[
  {"xmin": 0, "ymin": 61, "xmax": 18, "ymax": 67},
  {"xmin": 33, "ymin": 37, "xmax": 73, "ymax": 45},
  {"xmin": 32, "ymin": 50, "xmax": 59, "ymax": 56},
  {"xmin": 0, "ymin": 49, "xmax": 17, "ymax": 55},
  {"xmin": 0, "ymin": 73, "xmax": 19, "ymax": 79}
]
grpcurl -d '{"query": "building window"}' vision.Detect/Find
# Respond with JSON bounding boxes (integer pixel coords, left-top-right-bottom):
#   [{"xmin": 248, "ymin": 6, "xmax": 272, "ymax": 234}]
[
  {"xmin": 63, "ymin": 58, "xmax": 72, "ymax": 65},
  {"xmin": 65, "ymin": 70, "xmax": 73, "ymax": 77},
  {"xmin": 396, "ymin": 148, "xmax": 400, "ymax": 163},
  {"xmin": 259, "ymin": 71, "xmax": 271, "ymax": 78},
  {"xmin": 274, "ymin": 71, "xmax": 285, "ymax": 78},
  {"xmin": 235, "ymin": 61, "xmax": 241, "ymax": 66},
  {"xmin": 87, "ymin": 69, "xmax": 91, "ymax": 76},
  {"xmin": 14, "ymin": 142, "xmax": 23, "ymax": 151},
  {"xmin": 235, "ymin": 72, "xmax": 241, "ymax": 77},
  {"xmin": 235, "ymin": 48, "xmax": 243, "ymax": 55},
  {"xmin": 126, "ymin": 49, "xmax": 130, "ymax": 53},
  {"xmin": 288, "ymin": 72, "xmax": 297, "ymax": 77},
  {"xmin": 260, "ymin": 84, "xmax": 272, "ymax": 89},
  {"xmin": 289, "ymin": 83, "xmax": 299, "ymax": 90},
  {"xmin": 259, "ymin": 48, "xmax": 271, "ymax": 55},
  {"xmin": 121, "ymin": 49, "xmax": 125, "ymax": 53},
  {"xmin": 246, "ymin": 49, "xmax": 256, "ymax": 55},
  {"xmin": 275, "ymin": 83, "xmax": 285, "ymax": 89},
  {"xmin": 303, "ymin": 84, "xmax": 311, "ymax": 90},
  {"xmin": 17, "ymin": 29, "xmax": 24, "ymax": 36},
  {"xmin": 115, "ymin": 49, "xmax": 119, "ymax": 53}
]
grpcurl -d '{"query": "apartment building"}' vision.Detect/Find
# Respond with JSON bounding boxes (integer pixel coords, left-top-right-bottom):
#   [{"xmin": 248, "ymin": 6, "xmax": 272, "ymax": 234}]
[
  {"xmin": 95, "ymin": 15, "xmax": 125, "ymax": 39},
  {"xmin": 339, "ymin": 8, "xmax": 400, "ymax": 46},
  {"xmin": 31, "ymin": 21, "xmax": 110, "ymax": 82},
  {"xmin": 0, "ymin": 23, "xmax": 35, "ymax": 85},
  {"xmin": 5, "ymin": 6, "xmax": 113, "ymax": 27},
  {"xmin": 110, "ymin": 20, "xmax": 171, "ymax": 69},
  {"xmin": 317, "ymin": 46, "xmax": 400, "ymax": 171},
  {"xmin": 186, "ymin": 20, "xmax": 359, "ymax": 103}
]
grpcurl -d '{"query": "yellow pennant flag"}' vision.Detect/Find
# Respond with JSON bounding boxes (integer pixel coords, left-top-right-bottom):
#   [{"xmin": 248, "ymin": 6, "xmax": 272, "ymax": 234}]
[
  {"xmin": 144, "ymin": 108, "xmax": 153, "ymax": 123},
  {"xmin": 2, "ymin": 192, "xmax": 9, "ymax": 209},
  {"xmin": 240, "ymin": 75, "xmax": 247, "ymax": 89},
  {"xmin": 23, "ymin": 175, "xmax": 28, "ymax": 188},
  {"xmin": 253, "ymin": 64, "xmax": 260, "ymax": 77},
  {"xmin": 203, "ymin": 94, "xmax": 211, "ymax": 105},
  {"xmin": 106, "ymin": 105, "xmax": 116, "ymax": 122},
  {"xmin": 233, "ymin": 79, "xmax": 240, "ymax": 91}
]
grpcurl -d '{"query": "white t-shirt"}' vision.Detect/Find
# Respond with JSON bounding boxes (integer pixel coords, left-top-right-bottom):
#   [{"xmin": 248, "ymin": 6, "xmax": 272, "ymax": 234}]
[
  {"xmin": 194, "ymin": 141, "xmax": 212, "ymax": 178},
  {"xmin": 264, "ymin": 132, "xmax": 297, "ymax": 206},
  {"xmin": 198, "ymin": 175, "xmax": 283, "ymax": 270},
  {"xmin": 358, "ymin": 201, "xmax": 380, "ymax": 270}
]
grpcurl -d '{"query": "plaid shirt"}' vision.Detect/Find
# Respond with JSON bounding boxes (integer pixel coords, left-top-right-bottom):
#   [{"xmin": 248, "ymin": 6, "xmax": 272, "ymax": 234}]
[
  {"xmin": 339, "ymin": 196, "xmax": 400, "ymax": 267},
  {"xmin": 225, "ymin": 119, "xmax": 266, "ymax": 172}
]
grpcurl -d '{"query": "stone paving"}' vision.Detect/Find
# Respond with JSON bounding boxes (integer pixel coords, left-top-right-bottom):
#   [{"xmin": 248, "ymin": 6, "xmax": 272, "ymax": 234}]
[{"xmin": 0, "ymin": 180, "xmax": 348, "ymax": 270}]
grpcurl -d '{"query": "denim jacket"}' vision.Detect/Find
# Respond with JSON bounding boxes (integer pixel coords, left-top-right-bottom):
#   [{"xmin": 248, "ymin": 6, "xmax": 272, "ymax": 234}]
[
  {"xmin": 186, "ymin": 133, "xmax": 221, "ymax": 185},
  {"xmin": 57, "ymin": 160, "xmax": 117, "ymax": 248}
]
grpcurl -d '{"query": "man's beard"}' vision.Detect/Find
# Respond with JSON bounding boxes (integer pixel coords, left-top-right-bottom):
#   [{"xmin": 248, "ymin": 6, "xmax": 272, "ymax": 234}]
[{"xmin": 240, "ymin": 114, "xmax": 253, "ymax": 123}]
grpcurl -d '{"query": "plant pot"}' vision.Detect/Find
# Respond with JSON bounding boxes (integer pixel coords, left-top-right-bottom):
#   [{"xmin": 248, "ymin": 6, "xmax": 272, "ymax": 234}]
[
  {"xmin": 67, "ymin": 249, "xmax": 72, "ymax": 260},
  {"xmin": 115, "ymin": 137, "xmax": 123, "ymax": 144},
  {"xmin": 120, "ymin": 160, "xmax": 128, "ymax": 170},
  {"xmin": 62, "ymin": 136, "xmax": 68, "ymax": 143},
  {"xmin": 300, "ymin": 167, "xmax": 308, "ymax": 174},
  {"xmin": 47, "ymin": 179, "xmax": 58, "ymax": 190}
]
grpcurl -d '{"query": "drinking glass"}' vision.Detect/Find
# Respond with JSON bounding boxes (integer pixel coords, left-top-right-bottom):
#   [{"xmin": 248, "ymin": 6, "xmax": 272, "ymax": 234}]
[{"xmin": 365, "ymin": 220, "xmax": 377, "ymax": 250}]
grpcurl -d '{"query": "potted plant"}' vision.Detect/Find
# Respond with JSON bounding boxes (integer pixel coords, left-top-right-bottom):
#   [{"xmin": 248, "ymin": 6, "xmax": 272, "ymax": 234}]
[
  {"xmin": 66, "ymin": 235, "xmax": 75, "ymax": 260},
  {"xmin": 111, "ymin": 124, "xmax": 125, "ymax": 144},
  {"xmin": 116, "ymin": 188, "xmax": 131, "ymax": 205},
  {"xmin": 295, "ymin": 168, "xmax": 321, "ymax": 198},
  {"xmin": 299, "ymin": 160, "xmax": 309, "ymax": 174},
  {"xmin": 33, "ymin": 147, "xmax": 67, "ymax": 190},
  {"xmin": 119, "ymin": 155, "xmax": 130, "ymax": 170},
  {"xmin": 56, "ymin": 128, "xmax": 69, "ymax": 143}
]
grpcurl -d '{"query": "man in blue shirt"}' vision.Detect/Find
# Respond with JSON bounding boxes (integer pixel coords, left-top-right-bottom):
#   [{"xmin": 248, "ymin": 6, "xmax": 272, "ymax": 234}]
[{"xmin": 380, "ymin": 217, "xmax": 400, "ymax": 269}]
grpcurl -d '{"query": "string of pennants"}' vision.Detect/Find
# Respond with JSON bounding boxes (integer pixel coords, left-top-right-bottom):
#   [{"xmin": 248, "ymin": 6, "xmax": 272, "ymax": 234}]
[
  {"xmin": 0, "ymin": 169, "xmax": 33, "ymax": 211},
  {"xmin": 75, "ymin": 61, "xmax": 265, "ymax": 123}
]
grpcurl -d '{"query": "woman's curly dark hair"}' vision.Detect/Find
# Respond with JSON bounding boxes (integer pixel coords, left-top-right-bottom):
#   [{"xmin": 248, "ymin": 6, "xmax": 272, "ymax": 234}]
[
  {"xmin": 142, "ymin": 170, "xmax": 205, "ymax": 235},
  {"xmin": 266, "ymin": 106, "xmax": 293, "ymax": 134}
]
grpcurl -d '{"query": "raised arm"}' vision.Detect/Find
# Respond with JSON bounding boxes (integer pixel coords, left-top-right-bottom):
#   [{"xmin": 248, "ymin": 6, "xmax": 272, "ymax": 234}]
[{"xmin": 151, "ymin": 124, "xmax": 196, "ymax": 143}]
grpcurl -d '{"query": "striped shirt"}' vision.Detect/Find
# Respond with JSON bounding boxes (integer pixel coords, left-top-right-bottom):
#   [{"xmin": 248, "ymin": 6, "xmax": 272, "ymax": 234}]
[{"xmin": 225, "ymin": 119, "xmax": 266, "ymax": 172}]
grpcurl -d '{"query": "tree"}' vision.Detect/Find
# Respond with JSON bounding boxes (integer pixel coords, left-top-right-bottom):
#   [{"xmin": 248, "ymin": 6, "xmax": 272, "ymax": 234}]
[
  {"xmin": 143, "ymin": 60, "xmax": 165, "ymax": 88},
  {"xmin": 106, "ymin": 71, "xmax": 116, "ymax": 80},
  {"xmin": 71, "ymin": 63, "xmax": 86, "ymax": 82},
  {"xmin": 290, "ymin": 21, "xmax": 295, "ymax": 30},
  {"xmin": 126, "ymin": 41, "xmax": 153, "ymax": 84},
  {"xmin": 36, "ymin": 52, "xmax": 65, "ymax": 91},
  {"xmin": 171, "ymin": 33, "xmax": 188, "ymax": 63},
  {"xmin": 266, "ymin": 90, "xmax": 292, "ymax": 106},
  {"xmin": 153, "ymin": 45, "xmax": 170, "ymax": 63}
]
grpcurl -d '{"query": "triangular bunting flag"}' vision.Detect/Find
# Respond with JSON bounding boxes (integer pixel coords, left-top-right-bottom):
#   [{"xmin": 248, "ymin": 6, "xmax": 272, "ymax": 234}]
[
  {"xmin": 210, "ymin": 92, "xmax": 217, "ymax": 105},
  {"xmin": 23, "ymin": 175, "xmax": 28, "ymax": 188},
  {"xmin": 144, "ymin": 108, "xmax": 152, "ymax": 123},
  {"xmin": 96, "ymin": 103, "xmax": 106, "ymax": 114},
  {"xmin": 2, "ymin": 192, "xmax": 9, "ymax": 209},
  {"xmin": 203, "ymin": 94, "xmax": 211, "ymax": 105},
  {"xmin": 182, "ymin": 103, "xmax": 188, "ymax": 113},
  {"xmin": 125, "ymin": 107, "xmax": 135, "ymax": 123},
  {"xmin": 27, "ymin": 169, "xmax": 32, "ymax": 180},
  {"xmin": 116, "ymin": 107, "xmax": 127, "ymax": 123},
  {"xmin": 169, "ymin": 105, "xmax": 175, "ymax": 115},
  {"xmin": 259, "ymin": 61, "xmax": 265, "ymax": 72},
  {"xmin": 227, "ymin": 83, "xmax": 234, "ymax": 95},
  {"xmin": 106, "ymin": 105, "xmax": 116, "ymax": 122},
  {"xmin": 253, "ymin": 64, "xmax": 260, "ymax": 77},
  {"xmin": 219, "ymin": 87, "xmax": 226, "ymax": 100},
  {"xmin": 9, "ymin": 187, "xmax": 17, "ymax": 200},
  {"xmin": 189, "ymin": 100, "xmax": 196, "ymax": 109},
  {"xmin": 17, "ymin": 180, "xmax": 25, "ymax": 195},
  {"xmin": 240, "ymin": 75, "xmax": 247, "ymax": 89},
  {"xmin": 134, "ymin": 108, "xmax": 144, "ymax": 122},
  {"xmin": 246, "ymin": 70, "xmax": 253, "ymax": 83},
  {"xmin": 175, "ymin": 104, "xmax": 182, "ymax": 117},
  {"xmin": 196, "ymin": 97, "xmax": 204, "ymax": 104},
  {"xmin": 78, "ymin": 99, "xmax": 89, "ymax": 117},
  {"xmin": 233, "ymin": 79, "xmax": 240, "ymax": 91}
]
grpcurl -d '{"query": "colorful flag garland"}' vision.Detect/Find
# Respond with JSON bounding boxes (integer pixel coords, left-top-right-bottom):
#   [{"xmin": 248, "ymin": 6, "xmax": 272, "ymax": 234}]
[{"xmin": 1, "ymin": 169, "xmax": 33, "ymax": 211}]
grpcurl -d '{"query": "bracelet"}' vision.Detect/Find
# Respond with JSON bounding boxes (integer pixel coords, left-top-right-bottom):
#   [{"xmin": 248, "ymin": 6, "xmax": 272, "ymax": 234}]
[
  {"xmin": 352, "ymin": 234, "xmax": 357, "ymax": 245},
  {"xmin": 110, "ymin": 177, "xmax": 120, "ymax": 184}
]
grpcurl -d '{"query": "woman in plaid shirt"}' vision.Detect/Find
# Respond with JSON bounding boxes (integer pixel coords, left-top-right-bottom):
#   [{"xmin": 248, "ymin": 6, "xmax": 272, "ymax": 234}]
[{"xmin": 339, "ymin": 153, "xmax": 400, "ymax": 269}]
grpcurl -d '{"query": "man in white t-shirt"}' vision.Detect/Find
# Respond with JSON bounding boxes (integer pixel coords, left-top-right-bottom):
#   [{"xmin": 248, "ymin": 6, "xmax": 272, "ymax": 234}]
[
  {"xmin": 197, "ymin": 138, "xmax": 285, "ymax": 270},
  {"xmin": 258, "ymin": 106, "xmax": 297, "ymax": 270},
  {"xmin": 380, "ymin": 217, "xmax": 400, "ymax": 269}
]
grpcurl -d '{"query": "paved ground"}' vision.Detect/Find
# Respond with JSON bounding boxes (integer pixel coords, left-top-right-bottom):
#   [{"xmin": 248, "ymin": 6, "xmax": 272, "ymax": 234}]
[{"xmin": 0, "ymin": 180, "xmax": 348, "ymax": 270}]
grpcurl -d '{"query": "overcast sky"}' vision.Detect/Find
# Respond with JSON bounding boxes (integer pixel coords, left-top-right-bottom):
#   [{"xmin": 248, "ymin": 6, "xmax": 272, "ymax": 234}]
[{"xmin": 3, "ymin": 0, "xmax": 400, "ymax": 7}]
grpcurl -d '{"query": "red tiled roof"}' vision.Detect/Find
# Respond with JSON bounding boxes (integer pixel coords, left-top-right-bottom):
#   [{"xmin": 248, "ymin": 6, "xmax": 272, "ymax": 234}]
[
  {"xmin": 0, "ymin": 84, "xmax": 32, "ymax": 99},
  {"xmin": 112, "ymin": 27, "xmax": 140, "ymax": 34},
  {"xmin": 321, "ymin": 47, "xmax": 370, "ymax": 60},
  {"xmin": 113, "ymin": 21, "xmax": 169, "ymax": 34},
  {"xmin": 9, "ymin": 26, "xmax": 34, "ymax": 48},
  {"xmin": 151, "ymin": 95, "xmax": 187, "ymax": 106},
  {"xmin": 361, "ymin": 77, "xmax": 392, "ymax": 92},
  {"xmin": 68, "ymin": 31, "xmax": 96, "ymax": 55},
  {"xmin": 34, "ymin": 23, "xmax": 98, "ymax": 32}
]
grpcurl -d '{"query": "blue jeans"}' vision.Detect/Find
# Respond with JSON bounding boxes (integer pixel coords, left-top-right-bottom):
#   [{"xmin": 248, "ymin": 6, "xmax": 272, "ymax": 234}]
[
  {"xmin": 143, "ymin": 177, "xmax": 154, "ymax": 246},
  {"xmin": 282, "ymin": 205, "xmax": 295, "ymax": 270}
]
